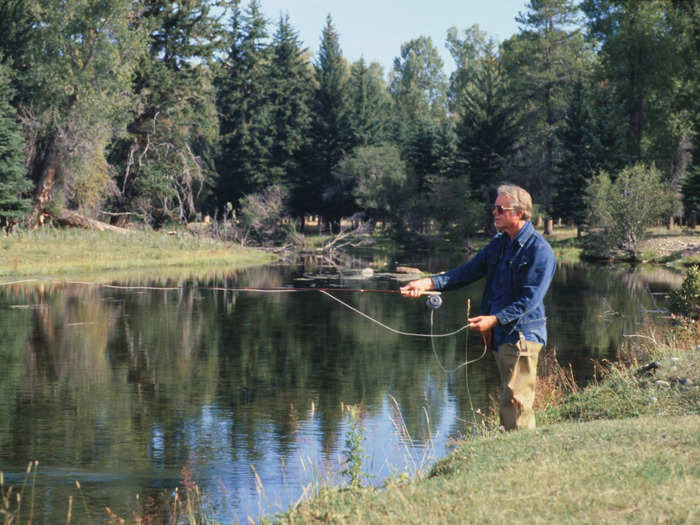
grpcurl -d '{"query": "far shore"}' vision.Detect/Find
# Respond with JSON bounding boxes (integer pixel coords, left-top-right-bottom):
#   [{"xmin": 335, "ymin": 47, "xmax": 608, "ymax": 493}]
[{"xmin": 0, "ymin": 228, "xmax": 277, "ymax": 283}]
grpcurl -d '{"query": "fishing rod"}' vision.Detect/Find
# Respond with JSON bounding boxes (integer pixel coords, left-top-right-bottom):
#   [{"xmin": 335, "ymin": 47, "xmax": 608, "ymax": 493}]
[{"xmin": 208, "ymin": 286, "xmax": 441, "ymax": 296}]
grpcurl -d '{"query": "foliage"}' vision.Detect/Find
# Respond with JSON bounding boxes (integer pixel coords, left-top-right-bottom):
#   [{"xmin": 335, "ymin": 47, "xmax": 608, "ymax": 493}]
[
  {"xmin": 584, "ymin": 163, "xmax": 674, "ymax": 256},
  {"xmin": 390, "ymin": 36, "xmax": 448, "ymax": 128},
  {"xmin": 267, "ymin": 14, "xmax": 313, "ymax": 190},
  {"xmin": 216, "ymin": 1, "xmax": 272, "ymax": 205},
  {"xmin": 427, "ymin": 174, "xmax": 483, "ymax": 243},
  {"xmin": 456, "ymin": 39, "xmax": 519, "ymax": 199},
  {"xmin": 553, "ymin": 78, "xmax": 599, "ymax": 225},
  {"xmin": 238, "ymin": 185, "xmax": 293, "ymax": 244},
  {"xmin": 681, "ymin": 167, "xmax": 700, "ymax": 215},
  {"xmin": 0, "ymin": 0, "xmax": 695, "ymax": 243},
  {"xmin": 445, "ymin": 24, "xmax": 489, "ymax": 112},
  {"xmin": 347, "ymin": 59, "xmax": 392, "ymax": 148},
  {"xmin": 302, "ymin": 15, "xmax": 352, "ymax": 226},
  {"xmin": 0, "ymin": 62, "xmax": 31, "ymax": 227},
  {"xmin": 669, "ymin": 266, "xmax": 700, "ymax": 318},
  {"xmin": 501, "ymin": 0, "xmax": 587, "ymax": 209},
  {"xmin": 581, "ymin": 0, "xmax": 690, "ymax": 164},
  {"xmin": 340, "ymin": 405, "xmax": 369, "ymax": 489},
  {"xmin": 114, "ymin": 0, "xmax": 228, "ymax": 224},
  {"xmin": 332, "ymin": 144, "xmax": 407, "ymax": 222}
]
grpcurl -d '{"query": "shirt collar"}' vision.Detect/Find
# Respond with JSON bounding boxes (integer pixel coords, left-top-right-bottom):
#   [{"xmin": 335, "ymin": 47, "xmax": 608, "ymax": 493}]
[{"xmin": 511, "ymin": 221, "xmax": 534, "ymax": 247}]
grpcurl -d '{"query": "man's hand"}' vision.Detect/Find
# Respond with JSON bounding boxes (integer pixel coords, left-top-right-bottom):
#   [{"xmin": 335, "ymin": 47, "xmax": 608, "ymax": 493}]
[
  {"xmin": 467, "ymin": 315, "xmax": 499, "ymax": 333},
  {"xmin": 400, "ymin": 277, "xmax": 434, "ymax": 298}
]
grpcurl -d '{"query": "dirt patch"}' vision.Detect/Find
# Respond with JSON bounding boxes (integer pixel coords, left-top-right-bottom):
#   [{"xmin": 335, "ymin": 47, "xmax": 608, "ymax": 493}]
[{"xmin": 639, "ymin": 232, "xmax": 700, "ymax": 258}]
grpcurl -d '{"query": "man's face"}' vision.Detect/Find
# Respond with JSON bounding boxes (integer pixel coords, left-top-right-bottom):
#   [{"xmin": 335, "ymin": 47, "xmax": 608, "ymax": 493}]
[{"xmin": 492, "ymin": 194, "xmax": 522, "ymax": 231}]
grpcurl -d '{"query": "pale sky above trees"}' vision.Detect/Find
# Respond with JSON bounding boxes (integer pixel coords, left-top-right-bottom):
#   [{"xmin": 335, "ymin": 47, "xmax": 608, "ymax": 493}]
[{"xmin": 256, "ymin": 0, "xmax": 526, "ymax": 75}]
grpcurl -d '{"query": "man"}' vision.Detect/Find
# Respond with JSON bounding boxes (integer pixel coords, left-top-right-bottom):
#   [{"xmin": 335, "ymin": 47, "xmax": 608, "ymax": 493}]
[{"xmin": 400, "ymin": 184, "xmax": 556, "ymax": 430}]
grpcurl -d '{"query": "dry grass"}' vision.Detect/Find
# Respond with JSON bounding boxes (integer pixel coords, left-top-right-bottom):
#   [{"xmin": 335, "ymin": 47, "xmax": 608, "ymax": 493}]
[{"xmin": 0, "ymin": 228, "xmax": 275, "ymax": 281}]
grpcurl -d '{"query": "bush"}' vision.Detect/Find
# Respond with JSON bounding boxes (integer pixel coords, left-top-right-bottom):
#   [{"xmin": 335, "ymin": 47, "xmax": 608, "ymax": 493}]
[
  {"xmin": 584, "ymin": 163, "xmax": 673, "ymax": 257},
  {"xmin": 238, "ymin": 185, "xmax": 294, "ymax": 244},
  {"xmin": 669, "ymin": 265, "xmax": 700, "ymax": 318}
]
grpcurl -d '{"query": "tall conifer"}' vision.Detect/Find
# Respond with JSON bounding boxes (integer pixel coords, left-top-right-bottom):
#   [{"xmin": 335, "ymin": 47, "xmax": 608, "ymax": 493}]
[
  {"xmin": 216, "ymin": 0, "xmax": 272, "ymax": 205},
  {"xmin": 306, "ymin": 15, "xmax": 351, "ymax": 225},
  {"xmin": 267, "ymin": 14, "xmax": 313, "ymax": 191},
  {"xmin": 0, "ymin": 63, "xmax": 31, "ymax": 227}
]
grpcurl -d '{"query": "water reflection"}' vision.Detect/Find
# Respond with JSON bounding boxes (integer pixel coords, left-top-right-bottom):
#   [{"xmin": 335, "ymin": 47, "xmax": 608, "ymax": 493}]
[{"xmin": 0, "ymin": 261, "xmax": 678, "ymax": 522}]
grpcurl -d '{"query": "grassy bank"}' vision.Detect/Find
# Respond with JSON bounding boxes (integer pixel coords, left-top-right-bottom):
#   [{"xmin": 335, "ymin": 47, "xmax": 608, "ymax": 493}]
[
  {"xmin": 275, "ymin": 322, "xmax": 699, "ymax": 524},
  {"xmin": 278, "ymin": 416, "xmax": 698, "ymax": 524},
  {"xmin": 0, "ymin": 228, "xmax": 276, "ymax": 281}
]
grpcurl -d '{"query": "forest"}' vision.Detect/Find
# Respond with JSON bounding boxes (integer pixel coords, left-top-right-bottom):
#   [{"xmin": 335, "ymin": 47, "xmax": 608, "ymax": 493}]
[{"xmin": 0, "ymin": 0, "xmax": 697, "ymax": 249}]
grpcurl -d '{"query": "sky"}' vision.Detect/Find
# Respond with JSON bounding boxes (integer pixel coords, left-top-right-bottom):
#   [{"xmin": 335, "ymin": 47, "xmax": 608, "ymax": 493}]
[{"xmin": 251, "ymin": 0, "xmax": 529, "ymax": 76}]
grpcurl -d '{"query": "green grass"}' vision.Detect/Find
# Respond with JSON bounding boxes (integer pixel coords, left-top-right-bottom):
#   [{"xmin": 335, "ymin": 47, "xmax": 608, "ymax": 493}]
[{"xmin": 0, "ymin": 228, "xmax": 276, "ymax": 282}]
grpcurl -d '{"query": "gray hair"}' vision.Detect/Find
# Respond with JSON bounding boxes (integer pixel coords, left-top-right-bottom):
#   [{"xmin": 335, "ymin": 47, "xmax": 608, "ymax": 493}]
[{"xmin": 497, "ymin": 184, "xmax": 533, "ymax": 221}]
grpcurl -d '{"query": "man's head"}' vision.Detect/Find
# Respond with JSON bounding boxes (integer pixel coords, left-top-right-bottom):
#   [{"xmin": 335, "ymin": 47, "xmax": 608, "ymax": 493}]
[{"xmin": 493, "ymin": 184, "xmax": 532, "ymax": 236}]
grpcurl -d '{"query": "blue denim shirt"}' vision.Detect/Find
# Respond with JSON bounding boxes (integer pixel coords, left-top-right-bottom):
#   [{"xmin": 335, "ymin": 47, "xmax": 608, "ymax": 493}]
[{"xmin": 431, "ymin": 221, "xmax": 556, "ymax": 347}]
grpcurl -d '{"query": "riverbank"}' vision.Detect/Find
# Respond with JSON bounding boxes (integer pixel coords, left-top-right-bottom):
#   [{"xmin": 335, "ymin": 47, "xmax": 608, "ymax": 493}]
[
  {"xmin": 0, "ymin": 228, "xmax": 276, "ymax": 282},
  {"xmin": 274, "ymin": 323, "xmax": 699, "ymax": 524}
]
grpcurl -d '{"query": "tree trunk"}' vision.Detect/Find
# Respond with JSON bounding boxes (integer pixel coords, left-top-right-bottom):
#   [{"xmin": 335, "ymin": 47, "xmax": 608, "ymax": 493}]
[
  {"xmin": 667, "ymin": 215, "xmax": 674, "ymax": 230},
  {"xmin": 30, "ymin": 135, "xmax": 59, "ymax": 227},
  {"xmin": 544, "ymin": 219, "xmax": 553, "ymax": 236},
  {"xmin": 688, "ymin": 211, "xmax": 697, "ymax": 229}
]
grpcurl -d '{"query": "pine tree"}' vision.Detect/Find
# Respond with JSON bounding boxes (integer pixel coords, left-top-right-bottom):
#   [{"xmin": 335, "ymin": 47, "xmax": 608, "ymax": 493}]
[
  {"xmin": 553, "ymin": 79, "xmax": 598, "ymax": 226},
  {"xmin": 267, "ymin": 14, "xmax": 313, "ymax": 193},
  {"xmin": 216, "ymin": 1, "xmax": 273, "ymax": 206},
  {"xmin": 456, "ymin": 40, "xmax": 519, "ymax": 196},
  {"xmin": 0, "ymin": 63, "xmax": 31, "ymax": 228},
  {"xmin": 346, "ymin": 59, "xmax": 392, "ymax": 148},
  {"xmin": 502, "ymin": 0, "xmax": 585, "ymax": 208},
  {"xmin": 305, "ymin": 15, "xmax": 351, "ymax": 226}
]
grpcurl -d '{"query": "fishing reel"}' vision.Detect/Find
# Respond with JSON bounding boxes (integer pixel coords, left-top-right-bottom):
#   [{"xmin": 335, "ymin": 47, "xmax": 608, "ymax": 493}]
[{"xmin": 425, "ymin": 293, "xmax": 443, "ymax": 310}]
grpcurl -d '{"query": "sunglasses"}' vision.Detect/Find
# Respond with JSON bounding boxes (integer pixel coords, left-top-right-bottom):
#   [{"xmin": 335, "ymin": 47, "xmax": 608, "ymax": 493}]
[{"xmin": 493, "ymin": 205, "xmax": 516, "ymax": 214}]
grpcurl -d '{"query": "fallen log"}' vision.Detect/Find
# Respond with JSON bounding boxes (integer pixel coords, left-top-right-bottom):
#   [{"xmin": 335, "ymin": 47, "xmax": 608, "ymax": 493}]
[{"xmin": 50, "ymin": 209, "xmax": 132, "ymax": 234}]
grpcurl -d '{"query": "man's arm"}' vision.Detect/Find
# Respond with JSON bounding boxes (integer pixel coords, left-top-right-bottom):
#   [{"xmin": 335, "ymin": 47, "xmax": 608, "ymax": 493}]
[{"xmin": 400, "ymin": 245, "xmax": 491, "ymax": 298}]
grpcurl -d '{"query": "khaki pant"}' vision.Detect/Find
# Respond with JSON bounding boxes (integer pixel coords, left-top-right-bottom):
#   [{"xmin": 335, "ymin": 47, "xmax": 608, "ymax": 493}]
[{"xmin": 495, "ymin": 334, "xmax": 542, "ymax": 430}]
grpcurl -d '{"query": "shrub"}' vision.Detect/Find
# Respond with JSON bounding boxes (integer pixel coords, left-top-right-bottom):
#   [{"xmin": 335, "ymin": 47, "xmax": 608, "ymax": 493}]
[
  {"xmin": 238, "ymin": 185, "xmax": 294, "ymax": 244},
  {"xmin": 669, "ymin": 265, "xmax": 700, "ymax": 318},
  {"xmin": 584, "ymin": 163, "xmax": 673, "ymax": 257}
]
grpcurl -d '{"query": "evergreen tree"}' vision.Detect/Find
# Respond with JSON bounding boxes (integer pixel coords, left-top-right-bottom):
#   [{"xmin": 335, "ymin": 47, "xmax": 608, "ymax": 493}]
[
  {"xmin": 553, "ymin": 79, "xmax": 598, "ymax": 225},
  {"xmin": 456, "ymin": 40, "xmax": 519, "ymax": 197},
  {"xmin": 502, "ymin": 0, "xmax": 586, "ymax": 208},
  {"xmin": 0, "ymin": 0, "xmax": 34, "ymax": 68},
  {"xmin": 216, "ymin": 0, "xmax": 272, "ymax": 206},
  {"xmin": 0, "ymin": 62, "xmax": 31, "ymax": 227},
  {"xmin": 305, "ymin": 15, "xmax": 351, "ymax": 226},
  {"xmin": 267, "ymin": 14, "xmax": 313, "ymax": 194},
  {"xmin": 346, "ymin": 59, "xmax": 392, "ymax": 148}
]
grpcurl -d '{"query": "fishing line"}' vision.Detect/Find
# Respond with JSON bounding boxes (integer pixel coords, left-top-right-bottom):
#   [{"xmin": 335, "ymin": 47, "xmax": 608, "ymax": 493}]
[{"xmin": 317, "ymin": 289, "xmax": 469, "ymax": 338}]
